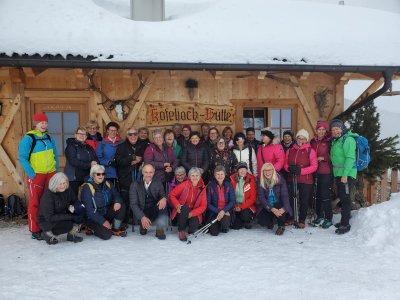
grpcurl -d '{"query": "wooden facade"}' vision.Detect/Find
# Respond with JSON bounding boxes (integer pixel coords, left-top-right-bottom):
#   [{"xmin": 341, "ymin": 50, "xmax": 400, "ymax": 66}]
[{"xmin": 0, "ymin": 67, "xmax": 385, "ymax": 200}]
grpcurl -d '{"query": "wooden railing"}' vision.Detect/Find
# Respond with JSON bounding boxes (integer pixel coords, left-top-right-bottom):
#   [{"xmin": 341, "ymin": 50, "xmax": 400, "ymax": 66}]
[{"xmin": 364, "ymin": 169, "xmax": 399, "ymax": 205}]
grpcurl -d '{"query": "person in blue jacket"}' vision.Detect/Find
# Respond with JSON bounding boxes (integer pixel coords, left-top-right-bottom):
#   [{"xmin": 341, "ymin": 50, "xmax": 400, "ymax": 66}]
[
  {"xmin": 81, "ymin": 164, "xmax": 126, "ymax": 240},
  {"xmin": 206, "ymin": 165, "xmax": 235, "ymax": 236},
  {"xmin": 96, "ymin": 122, "xmax": 122, "ymax": 186}
]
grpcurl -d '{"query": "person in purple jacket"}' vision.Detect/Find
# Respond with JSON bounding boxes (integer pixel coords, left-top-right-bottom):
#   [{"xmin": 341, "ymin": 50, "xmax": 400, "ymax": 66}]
[{"xmin": 257, "ymin": 162, "xmax": 292, "ymax": 235}]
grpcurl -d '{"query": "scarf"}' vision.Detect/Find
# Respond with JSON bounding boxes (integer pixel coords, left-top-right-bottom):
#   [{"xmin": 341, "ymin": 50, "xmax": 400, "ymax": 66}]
[{"xmin": 235, "ymin": 176, "xmax": 245, "ymax": 204}]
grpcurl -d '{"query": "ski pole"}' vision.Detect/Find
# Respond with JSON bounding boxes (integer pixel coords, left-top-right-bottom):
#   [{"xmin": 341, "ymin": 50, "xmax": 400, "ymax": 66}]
[
  {"xmin": 187, "ymin": 218, "xmax": 218, "ymax": 244},
  {"xmin": 293, "ymin": 175, "xmax": 299, "ymax": 223}
]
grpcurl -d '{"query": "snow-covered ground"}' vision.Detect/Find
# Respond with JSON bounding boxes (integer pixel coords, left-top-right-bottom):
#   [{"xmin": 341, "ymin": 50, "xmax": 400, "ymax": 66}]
[{"xmin": 1, "ymin": 194, "xmax": 399, "ymax": 300}]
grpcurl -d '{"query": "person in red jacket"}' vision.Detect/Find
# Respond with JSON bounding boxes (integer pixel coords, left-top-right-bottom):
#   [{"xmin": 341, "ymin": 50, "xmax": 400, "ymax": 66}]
[
  {"xmin": 169, "ymin": 167, "xmax": 207, "ymax": 242},
  {"xmin": 257, "ymin": 127, "xmax": 285, "ymax": 177},
  {"xmin": 284, "ymin": 129, "xmax": 318, "ymax": 228},
  {"xmin": 310, "ymin": 120, "xmax": 333, "ymax": 228},
  {"xmin": 230, "ymin": 162, "xmax": 257, "ymax": 230}
]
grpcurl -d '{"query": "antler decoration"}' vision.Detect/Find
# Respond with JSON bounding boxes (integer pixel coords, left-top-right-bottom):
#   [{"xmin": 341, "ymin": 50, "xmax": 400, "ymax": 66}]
[
  {"xmin": 88, "ymin": 70, "xmax": 146, "ymax": 120},
  {"xmin": 314, "ymin": 87, "xmax": 330, "ymax": 117}
]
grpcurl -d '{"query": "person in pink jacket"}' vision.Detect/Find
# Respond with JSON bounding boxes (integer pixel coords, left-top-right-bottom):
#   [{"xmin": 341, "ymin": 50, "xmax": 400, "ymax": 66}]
[
  {"xmin": 284, "ymin": 129, "xmax": 318, "ymax": 228},
  {"xmin": 256, "ymin": 127, "xmax": 285, "ymax": 177}
]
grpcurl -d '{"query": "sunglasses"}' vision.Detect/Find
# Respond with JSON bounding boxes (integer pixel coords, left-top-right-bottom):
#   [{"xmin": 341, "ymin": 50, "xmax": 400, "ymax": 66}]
[
  {"xmin": 96, "ymin": 173, "xmax": 105, "ymax": 176},
  {"xmin": 128, "ymin": 132, "xmax": 138, "ymax": 136}
]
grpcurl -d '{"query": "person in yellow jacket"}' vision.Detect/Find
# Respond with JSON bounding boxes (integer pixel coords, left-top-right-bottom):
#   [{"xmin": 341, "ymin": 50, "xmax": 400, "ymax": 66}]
[{"xmin": 19, "ymin": 113, "xmax": 59, "ymax": 240}]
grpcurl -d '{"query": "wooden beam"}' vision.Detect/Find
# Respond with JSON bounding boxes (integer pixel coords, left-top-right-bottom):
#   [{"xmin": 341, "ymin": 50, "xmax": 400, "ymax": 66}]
[
  {"xmin": 122, "ymin": 69, "xmax": 132, "ymax": 79},
  {"xmin": 300, "ymin": 72, "xmax": 311, "ymax": 81},
  {"xmin": 0, "ymin": 94, "xmax": 21, "ymax": 143},
  {"xmin": 22, "ymin": 67, "xmax": 46, "ymax": 78},
  {"xmin": 350, "ymin": 77, "xmax": 384, "ymax": 108},
  {"xmin": 339, "ymin": 72, "xmax": 352, "ymax": 83},
  {"xmin": 9, "ymin": 68, "xmax": 24, "ymax": 83},
  {"xmin": 268, "ymin": 74, "xmax": 298, "ymax": 87},
  {"xmin": 210, "ymin": 71, "xmax": 223, "ymax": 79},
  {"xmin": 290, "ymin": 76, "xmax": 318, "ymax": 131},
  {"xmin": 0, "ymin": 146, "xmax": 25, "ymax": 194},
  {"xmin": 257, "ymin": 71, "xmax": 267, "ymax": 80},
  {"xmin": 121, "ymin": 72, "xmax": 156, "ymax": 133},
  {"xmin": 169, "ymin": 70, "xmax": 177, "ymax": 79},
  {"xmin": 92, "ymin": 91, "xmax": 111, "ymax": 125},
  {"xmin": 73, "ymin": 68, "xmax": 85, "ymax": 79}
]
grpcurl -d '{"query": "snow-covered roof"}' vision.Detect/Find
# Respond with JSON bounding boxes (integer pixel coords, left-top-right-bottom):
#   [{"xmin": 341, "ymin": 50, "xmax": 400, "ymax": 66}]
[{"xmin": 1, "ymin": 0, "xmax": 400, "ymax": 67}]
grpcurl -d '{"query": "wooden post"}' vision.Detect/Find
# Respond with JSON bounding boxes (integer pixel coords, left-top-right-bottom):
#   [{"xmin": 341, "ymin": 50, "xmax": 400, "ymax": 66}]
[{"xmin": 391, "ymin": 169, "xmax": 398, "ymax": 193}]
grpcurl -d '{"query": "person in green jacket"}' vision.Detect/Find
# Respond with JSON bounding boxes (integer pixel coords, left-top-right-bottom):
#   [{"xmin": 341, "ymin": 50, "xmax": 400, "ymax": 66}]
[{"xmin": 330, "ymin": 119, "xmax": 356, "ymax": 235}]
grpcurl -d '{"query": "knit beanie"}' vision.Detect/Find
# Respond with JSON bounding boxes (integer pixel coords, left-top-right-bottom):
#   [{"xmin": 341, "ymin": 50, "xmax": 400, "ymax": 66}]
[
  {"xmin": 296, "ymin": 129, "xmax": 310, "ymax": 142},
  {"xmin": 329, "ymin": 119, "xmax": 345, "ymax": 131},
  {"xmin": 316, "ymin": 120, "xmax": 329, "ymax": 131},
  {"xmin": 237, "ymin": 161, "xmax": 248, "ymax": 170},
  {"xmin": 182, "ymin": 124, "xmax": 192, "ymax": 131},
  {"xmin": 260, "ymin": 127, "xmax": 274, "ymax": 141},
  {"xmin": 32, "ymin": 113, "xmax": 48, "ymax": 123},
  {"xmin": 282, "ymin": 130, "xmax": 294, "ymax": 139}
]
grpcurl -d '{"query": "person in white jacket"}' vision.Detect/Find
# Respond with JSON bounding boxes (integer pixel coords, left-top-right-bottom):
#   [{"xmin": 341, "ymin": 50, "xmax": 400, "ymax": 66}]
[{"xmin": 232, "ymin": 132, "xmax": 257, "ymax": 177}]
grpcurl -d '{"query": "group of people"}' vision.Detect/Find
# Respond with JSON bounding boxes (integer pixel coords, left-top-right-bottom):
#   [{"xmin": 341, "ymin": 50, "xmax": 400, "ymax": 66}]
[{"xmin": 19, "ymin": 113, "xmax": 357, "ymax": 245}]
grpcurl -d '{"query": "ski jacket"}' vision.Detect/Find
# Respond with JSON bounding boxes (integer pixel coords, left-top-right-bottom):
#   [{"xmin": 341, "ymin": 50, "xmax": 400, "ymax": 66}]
[
  {"xmin": 281, "ymin": 140, "xmax": 295, "ymax": 153},
  {"xmin": 64, "ymin": 138, "xmax": 98, "ymax": 182},
  {"xmin": 310, "ymin": 135, "xmax": 332, "ymax": 175},
  {"xmin": 229, "ymin": 172, "xmax": 257, "ymax": 213},
  {"xmin": 81, "ymin": 179, "xmax": 123, "ymax": 225},
  {"xmin": 38, "ymin": 187, "xmax": 77, "ymax": 231},
  {"xmin": 129, "ymin": 178, "xmax": 166, "ymax": 221},
  {"xmin": 330, "ymin": 130, "xmax": 357, "ymax": 179},
  {"xmin": 206, "ymin": 179, "xmax": 235, "ymax": 214},
  {"xmin": 257, "ymin": 142, "xmax": 285, "ymax": 176},
  {"xmin": 181, "ymin": 142, "xmax": 209, "ymax": 174},
  {"xmin": 284, "ymin": 143, "xmax": 318, "ymax": 184},
  {"xmin": 209, "ymin": 148, "xmax": 238, "ymax": 178},
  {"xmin": 96, "ymin": 135, "xmax": 122, "ymax": 179},
  {"xmin": 257, "ymin": 175, "xmax": 292, "ymax": 216},
  {"xmin": 233, "ymin": 145, "xmax": 257, "ymax": 176},
  {"xmin": 86, "ymin": 132, "xmax": 103, "ymax": 151},
  {"xmin": 19, "ymin": 129, "xmax": 59, "ymax": 179},
  {"xmin": 169, "ymin": 178, "xmax": 207, "ymax": 223},
  {"xmin": 115, "ymin": 139, "xmax": 146, "ymax": 190},
  {"xmin": 143, "ymin": 143, "xmax": 178, "ymax": 183}
]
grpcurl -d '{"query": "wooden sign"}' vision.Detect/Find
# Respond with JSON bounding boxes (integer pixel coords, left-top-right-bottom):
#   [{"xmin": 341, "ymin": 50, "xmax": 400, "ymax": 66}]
[{"xmin": 146, "ymin": 103, "xmax": 235, "ymax": 126}]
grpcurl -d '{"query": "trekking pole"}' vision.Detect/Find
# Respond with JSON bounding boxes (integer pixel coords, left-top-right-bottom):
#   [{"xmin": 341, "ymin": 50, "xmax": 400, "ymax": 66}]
[
  {"xmin": 308, "ymin": 174, "xmax": 318, "ymax": 225},
  {"xmin": 187, "ymin": 218, "xmax": 218, "ymax": 244},
  {"xmin": 293, "ymin": 175, "xmax": 299, "ymax": 223}
]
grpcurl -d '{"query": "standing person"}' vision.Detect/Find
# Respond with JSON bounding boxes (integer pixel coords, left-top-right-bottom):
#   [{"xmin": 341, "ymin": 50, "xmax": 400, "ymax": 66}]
[
  {"xmin": 172, "ymin": 123, "xmax": 183, "ymax": 140},
  {"xmin": 181, "ymin": 131, "xmax": 209, "ymax": 182},
  {"xmin": 178, "ymin": 124, "xmax": 191, "ymax": 148},
  {"xmin": 130, "ymin": 164, "xmax": 168, "ymax": 240},
  {"xmin": 115, "ymin": 127, "xmax": 145, "ymax": 226},
  {"xmin": 330, "ymin": 119, "xmax": 356, "ymax": 235},
  {"xmin": 169, "ymin": 167, "xmax": 207, "ymax": 241},
  {"xmin": 164, "ymin": 129, "xmax": 182, "ymax": 161},
  {"xmin": 310, "ymin": 120, "xmax": 333, "ymax": 228},
  {"xmin": 200, "ymin": 123, "xmax": 210, "ymax": 143},
  {"xmin": 281, "ymin": 130, "xmax": 295, "ymax": 153},
  {"xmin": 137, "ymin": 127, "xmax": 151, "ymax": 151},
  {"xmin": 232, "ymin": 132, "xmax": 257, "ymax": 176},
  {"xmin": 85, "ymin": 120, "xmax": 103, "ymax": 151},
  {"xmin": 257, "ymin": 128, "xmax": 285, "ymax": 176},
  {"xmin": 230, "ymin": 162, "xmax": 257, "ymax": 230},
  {"xmin": 246, "ymin": 127, "xmax": 261, "ymax": 155},
  {"xmin": 257, "ymin": 163, "xmax": 292, "ymax": 235},
  {"xmin": 64, "ymin": 126, "xmax": 98, "ymax": 196},
  {"xmin": 81, "ymin": 165, "xmax": 127, "ymax": 240},
  {"xmin": 38, "ymin": 172, "xmax": 84, "ymax": 244},
  {"xmin": 284, "ymin": 129, "xmax": 318, "ymax": 228},
  {"xmin": 209, "ymin": 137, "xmax": 238, "ymax": 178},
  {"xmin": 143, "ymin": 129, "xmax": 177, "ymax": 189},
  {"xmin": 222, "ymin": 126, "xmax": 234, "ymax": 149},
  {"xmin": 19, "ymin": 113, "xmax": 59, "ymax": 240},
  {"xmin": 206, "ymin": 127, "xmax": 220, "ymax": 154},
  {"xmin": 206, "ymin": 166, "xmax": 235, "ymax": 236},
  {"xmin": 96, "ymin": 122, "xmax": 122, "ymax": 186}
]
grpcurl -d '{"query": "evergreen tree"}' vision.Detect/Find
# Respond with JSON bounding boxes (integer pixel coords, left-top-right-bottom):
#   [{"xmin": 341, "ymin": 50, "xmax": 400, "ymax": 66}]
[{"xmin": 344, "ymin": 101, "xmax": 400, "ymax": 207}]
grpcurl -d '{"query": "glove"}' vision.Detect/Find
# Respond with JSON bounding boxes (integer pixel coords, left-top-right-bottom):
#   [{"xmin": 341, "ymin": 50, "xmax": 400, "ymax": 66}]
[
  {"xmin": 108, "ymin": 159, "xmax": 117, "ymax": 167},
  {"xmin": 288, "ymin": 165, "xmax": 301, "ymax": 175},
  {"xmin": 72, "ymin": 215, "xmax": 83, "ymax": 224}
]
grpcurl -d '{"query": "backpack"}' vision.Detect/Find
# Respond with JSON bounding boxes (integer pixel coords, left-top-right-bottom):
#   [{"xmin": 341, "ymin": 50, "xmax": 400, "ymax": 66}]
[
  {"xmin": 78, "ymin": 181, "xmax": 111, "ymax": 213},
  {"xmin": 4, "ymin": 194, "xmax": 26, "ymax": 219},
  {"xmin": 0, "ymin": 194, "xmax": 5, "ymax": 216},
  {"xmin": 27, "ymin": 133, "xmax": 52, "ymax": 161},
  {"xmin": 342, "ymin": 133, "xmax": 370, "ymax": 171}
]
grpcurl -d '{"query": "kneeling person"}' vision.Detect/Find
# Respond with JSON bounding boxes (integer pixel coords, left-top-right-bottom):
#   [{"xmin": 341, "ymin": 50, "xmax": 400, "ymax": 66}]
[
  {"xmin": 130, "ymin": 164, "xmax": 168, "ymax": 240},
  {"xmin": 81, "ymin": 164, "xmax": 127, "ymax": 240}
]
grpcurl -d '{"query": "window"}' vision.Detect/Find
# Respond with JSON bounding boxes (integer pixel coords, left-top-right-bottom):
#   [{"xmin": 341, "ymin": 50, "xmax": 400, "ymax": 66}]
[{"xmin": 243, "ymin": 108, "xmax": 292, "ymax": 140}]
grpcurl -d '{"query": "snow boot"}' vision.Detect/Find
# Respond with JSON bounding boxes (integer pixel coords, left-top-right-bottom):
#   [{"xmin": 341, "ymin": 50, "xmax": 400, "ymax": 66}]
[
  {"xmin": 112, "ymin": 228, "xmax": 127, "ymax": 237},
  {"xmin": 42, "ymin": 231, "xmax": 58, "ymax": 245},
  {"xmin": 31, "ymin": 231, "xmax": 44, "ymax": 240},
  {"xmin": 321, "ymin": 219, "xmax": 333, "ymax": 229},
  {"xmin": 334, "ymin": 222, "xmax": 341, "ymax": 229},
  {"xmin": 335, "ymin": 224, "xmax": 351, "ymax": 235},
  {"xmin": 178, "ymin": 231, "xmax": 187, "ymax": 242},
  {"xmin": 275, "ymin": 226, "xmax": 285, "ymax": 236},
  {"xmin": 294, "ymin": 221, "xmax": 305, "ymax": 229},
  {"xmin": 311, "ymin": 217, "xmax": 324, "ymax": 227},
  {"xmin": 139, "ymin": 225, "xmax": 148, "ymax": 235},
  {"xmin": 284, "ymin": 219, "xmax": 294, "ymax": 226},
  {"xmin": 155, "ymin": 228, "xmax": 166, "ymax": 240},
  {"xmin": 67, "ymin": 224, "xmax": 83, "ymax": 243}
]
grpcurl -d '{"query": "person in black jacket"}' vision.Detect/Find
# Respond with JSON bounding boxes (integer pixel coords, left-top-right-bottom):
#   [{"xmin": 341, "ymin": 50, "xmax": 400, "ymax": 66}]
[
  {"xmin": 181, "ymin": 131, "xmax": 209, "ymax": 183},
  {"xmin": 38, "ymin": 172, "xmax": 84, "ymax": 245},
  {"xmin": 81, "ymin": 164, "xmax": 127, "ymax": 240},
  {"xmin": 130, "ymin": 164, "xmax": 168, "ymax": 240},
  {"xmin": 115, "ymin": 127, "xmax": 145, "ymax": 225},
  {"xmin": 64, "ymin": 126, "xmax": 99, "ymax": 196}
]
